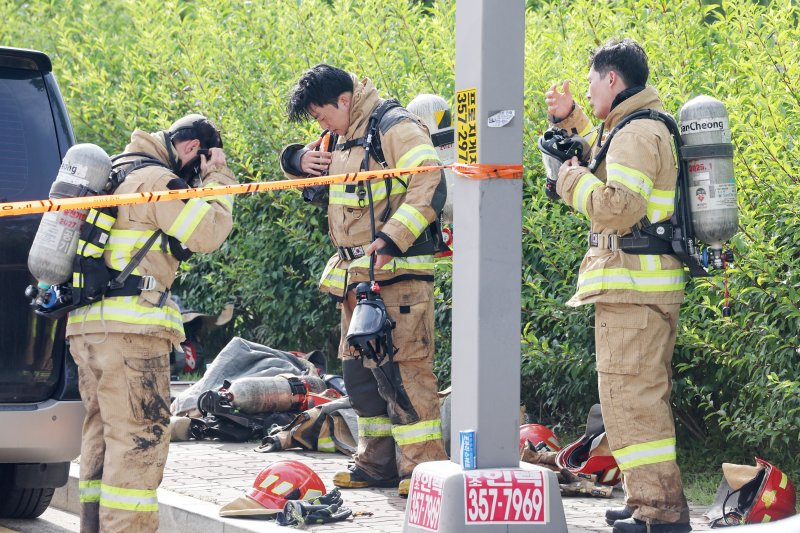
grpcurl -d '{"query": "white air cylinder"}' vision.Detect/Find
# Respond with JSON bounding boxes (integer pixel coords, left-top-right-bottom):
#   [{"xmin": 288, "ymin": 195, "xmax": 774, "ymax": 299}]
[
  {"xmin": 680, "ymin": 96, "xmax": 738, "ymax": 259},
  {"xmin": 408, "ymin": 94, "xmax": 455, "ymax": 223},
  {"xmin": 27, "ymin": 143, "xmax": 111, "ymax": 288}
]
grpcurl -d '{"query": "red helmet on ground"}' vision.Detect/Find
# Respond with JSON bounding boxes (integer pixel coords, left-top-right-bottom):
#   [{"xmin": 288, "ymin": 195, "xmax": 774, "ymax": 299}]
[
  {"xmin": 519, "ymin": 424, "xmax": 562, "ymax": 452},
  {"xmin": 220, "ymin": 459, "xmax": 326, "ymax": 517},
  {"xmin": 555, "ymin": 431, "xmax": 621, "ymax": 486},
  {"xmin": 709, "ymin": 457, "xmax": 796, "ymax": 526},
  {"xmin": 247, "ymin": 460, "xmax": 326, "ymax": 511}
]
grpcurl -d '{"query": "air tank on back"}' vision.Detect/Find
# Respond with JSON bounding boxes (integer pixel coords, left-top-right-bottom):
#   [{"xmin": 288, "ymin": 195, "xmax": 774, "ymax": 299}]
[
  {"xmin": 679, "ymin": 96, "xmax": 738, "ymax": 268},
  {"xmin": 27, "ymin": 143, "xmax": 112, "ymax": 288}
]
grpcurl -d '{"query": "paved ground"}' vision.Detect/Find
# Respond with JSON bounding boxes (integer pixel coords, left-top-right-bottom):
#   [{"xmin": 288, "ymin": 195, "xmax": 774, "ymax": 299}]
[
  {"xmin": 53, "ymin": 440, "xmax": 715, "ymax": 532},
  {"xmin": 45, "ymin": 379, "xmax": 715, "ymax": 531},
  {"xmin": 0, "ymin": 507, "xmax": 79, "ymax": 533}
]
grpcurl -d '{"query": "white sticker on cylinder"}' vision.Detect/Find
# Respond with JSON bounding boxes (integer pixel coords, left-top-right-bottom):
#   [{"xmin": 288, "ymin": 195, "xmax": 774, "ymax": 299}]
[
  {"xmin": 57, "ymin": 162, "xmax": 90, "ymax": 182},
  {"xmin": 691, "ymin": 183, "xmax": 737, "ymax": 211},
  {"xmin": 681, "ymin": 117, "xmax": 728, "ymax": 135},
  {"xmin": 710, "ymin": 183, "xmax": 738, "ymax": 208}
]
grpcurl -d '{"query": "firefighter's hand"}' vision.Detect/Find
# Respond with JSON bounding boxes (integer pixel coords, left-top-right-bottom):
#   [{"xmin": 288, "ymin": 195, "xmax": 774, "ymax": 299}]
[
  {"xmin": 200, "ymin": 147, "xmax": 226, "ymax": 174},
  {"xmin": 545, "ymin": 80, "xmax": 574, "ymax": 122},
  {"xmin": 366, "ymin": 238, "xmax": 394, "ymax": 270},
  {"xmin": 558, "ymin": 156, "xmax": 581, "ymax": 179},
  {"xmin": 300, "ymin": 138, "xmax": 332, "ymax": 176}
]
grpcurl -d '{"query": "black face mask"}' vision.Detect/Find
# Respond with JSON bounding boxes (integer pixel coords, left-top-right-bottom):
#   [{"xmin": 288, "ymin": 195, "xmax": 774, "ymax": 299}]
[
  {"xmin": 177, "ymin": 156, "xmax": 203, "ymax": 186},
  {"xmin": 346, "ymin": 282, "xmax": 396, "ymax": 365}
]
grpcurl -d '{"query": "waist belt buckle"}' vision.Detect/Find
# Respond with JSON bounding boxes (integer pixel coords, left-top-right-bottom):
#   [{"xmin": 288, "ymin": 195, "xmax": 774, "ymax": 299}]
[
  {"xmin": 338, "ymin": 245, "xmax": 366, "ymax": 261},
  {"xmin": 588, "ymin": 232, "xmax": 621, "ymax": 251},
  {"xmin": 138, "ymin": 275, "xmax": 157, "ymax": 291},
  {"xmin": 351, "ymin": 245, "xmax": 365, "ymax": 259}
]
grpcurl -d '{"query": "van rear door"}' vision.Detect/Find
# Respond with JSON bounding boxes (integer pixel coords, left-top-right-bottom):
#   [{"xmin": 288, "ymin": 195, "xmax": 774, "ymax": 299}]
[{"xmin": 0, "ymin": 48, "xmax": 75, "ymax": 403}]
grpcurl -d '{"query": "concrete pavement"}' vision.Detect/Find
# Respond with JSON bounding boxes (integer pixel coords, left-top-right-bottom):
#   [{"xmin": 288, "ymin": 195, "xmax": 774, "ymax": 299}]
[{"xmin": 51, "ymin": 440, "xmax": 713, "ymax": 532}]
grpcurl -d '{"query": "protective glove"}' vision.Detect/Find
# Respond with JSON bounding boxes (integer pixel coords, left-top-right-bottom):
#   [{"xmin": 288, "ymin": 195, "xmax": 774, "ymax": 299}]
[{"xmin": 275, "ymin": 489, "xmax": 352, "ymax": 526}]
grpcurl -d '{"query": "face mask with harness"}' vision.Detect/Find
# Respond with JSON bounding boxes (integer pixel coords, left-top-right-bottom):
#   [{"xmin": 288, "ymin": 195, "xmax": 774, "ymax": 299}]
[{"xmin": 344, "ymin": 100, "xmax": 402, "ymax": 367}]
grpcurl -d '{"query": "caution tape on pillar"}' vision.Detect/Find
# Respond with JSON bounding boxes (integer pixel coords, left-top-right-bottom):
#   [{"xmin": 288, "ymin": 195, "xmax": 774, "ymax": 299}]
[{"xmin": 0, "ymin": 163, "xmax": 522, "ymax": 218}]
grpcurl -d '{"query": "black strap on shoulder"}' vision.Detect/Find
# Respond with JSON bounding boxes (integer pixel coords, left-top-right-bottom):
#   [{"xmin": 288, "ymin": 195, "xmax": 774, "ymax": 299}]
[
  {"xmin": 360, "ymin": 99, "xmax": 404, "ymax": 220},
  {"xmin": 107, "ymin": 230, "xmax": 163, "ymax": 290},
  {"xmin": 587, "ymin": 109, "xmax": 662, "ymax": 173},
  {"xmin": 105, "ymin": 154, "xmax": 175, "ymax": 302},
  {"xmin": 370, "ymin": 99, "xmax": 402, "ymax": 168},
  {"xmin": 108, "ymin": 153, "xmax": 169, "ymax": 193},
  {"xmin": 362, "ymin": 98, "xmax": 403, "ymax": 170}
]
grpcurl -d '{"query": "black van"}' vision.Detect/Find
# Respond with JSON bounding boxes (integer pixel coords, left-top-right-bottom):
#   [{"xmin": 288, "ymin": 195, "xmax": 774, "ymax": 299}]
[{"xmin": 0, "ymin": 47, "xmax": 84, "ymax": 518}]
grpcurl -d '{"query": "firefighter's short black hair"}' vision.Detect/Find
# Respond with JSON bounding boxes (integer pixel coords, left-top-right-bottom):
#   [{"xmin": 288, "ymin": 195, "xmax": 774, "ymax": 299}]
[
  {"xmin": 589, "ymin": 38, "xmax": 649, "ymax": 88},
  {"xmin": 287, "ymin": 64, "xmax": 354, "ymax": 122}
]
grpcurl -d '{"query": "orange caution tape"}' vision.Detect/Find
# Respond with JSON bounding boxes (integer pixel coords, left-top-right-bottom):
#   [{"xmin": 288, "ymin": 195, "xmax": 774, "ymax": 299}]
[
  {"xmin": 452, "ymin": 163, "xmax": 523, "ymax": 180},
  {"xmin": 0, "ymin": 163, "xmax": 522, "ymax": 218}
]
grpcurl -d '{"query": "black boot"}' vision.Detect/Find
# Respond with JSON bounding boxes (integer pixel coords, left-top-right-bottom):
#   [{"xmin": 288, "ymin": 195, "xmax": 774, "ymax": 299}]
[
  {"xmin": 613, "ymin": 517, "xmax": 691, "ymax": 533},
  {"xmin": 605, "ymin": 506, "xmax": 633, "ymax": 526}
]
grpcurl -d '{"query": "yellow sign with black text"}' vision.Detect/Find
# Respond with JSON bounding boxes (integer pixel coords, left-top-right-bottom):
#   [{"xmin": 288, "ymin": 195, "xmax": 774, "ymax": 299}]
[{"xmin": 456, "ymin": 88, "xmax": 478, "ymax": 164}]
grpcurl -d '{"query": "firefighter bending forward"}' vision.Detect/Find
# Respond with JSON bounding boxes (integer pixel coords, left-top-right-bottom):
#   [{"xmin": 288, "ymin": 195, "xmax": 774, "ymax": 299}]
[
  {"xmin": 66, "ymin": 115, "xmax": 235, "ymax": 532},
  {"xmin": 281, "ymin": 64, "xmax": 448, "ymax": 497},
  {"xmin": 544, "ymin": 40, "xmax": 691, "ymax": 533}
]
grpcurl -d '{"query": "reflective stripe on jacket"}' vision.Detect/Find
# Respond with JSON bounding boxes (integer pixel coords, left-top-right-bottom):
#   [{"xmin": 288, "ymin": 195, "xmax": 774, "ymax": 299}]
[
  {"xmin": 554, "ymin": 86, "xmax": 685, "ymax": 306},
  {"xmin": 282, "ymin": 75, "xmax": 444, "ymax": 298},
  {"xmin": 67, "ymin": 130, "xmax": 236, "ymax": 343}
]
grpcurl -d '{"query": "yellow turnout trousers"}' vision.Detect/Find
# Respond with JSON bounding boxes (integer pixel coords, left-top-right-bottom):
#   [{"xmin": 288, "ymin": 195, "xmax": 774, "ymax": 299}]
[
  {"xmin": 595, "ymin": 302, "xmax": 689, "ymax": 524},
  {"xmin": 340, "ymin": 280, "xmax": 447, "ymax": 480},
  {"xmin": 70, "ymin": 332, "xmax": 172, "ymax": 532}
]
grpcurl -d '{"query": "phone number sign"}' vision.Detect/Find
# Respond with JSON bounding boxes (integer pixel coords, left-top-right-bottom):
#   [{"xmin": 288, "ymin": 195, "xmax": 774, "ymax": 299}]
[
  {"xmin": 464, "ymin": 469, "xmax": 548, "ymax": 524},
  {"xmin": 407, "ymin": 470, "xmax": 445, "ymax": 531}
]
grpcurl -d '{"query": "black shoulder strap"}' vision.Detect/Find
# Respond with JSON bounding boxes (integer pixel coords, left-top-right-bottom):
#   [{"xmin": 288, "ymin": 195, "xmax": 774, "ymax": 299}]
[
  {"xmin": 107, "ymin": 230, "xmax": 163, "ymax": 291},
  {"xmin": 108, "ymin": 153, "xmax": 169, "ymax": 192},
  {"xmin": 343, "ymin": 99, "xmax": 404, "ymax": 170},
  {"xmin": 588, "ymin": 109, "xmax": 664, "ymax": 172},
  {"xmin": 369, "ymin": 99, "xmax": 404, "ymax": 169},
  {"xmin": 104, "ymin": 153, "xmax": 173, "ymax": 293}
]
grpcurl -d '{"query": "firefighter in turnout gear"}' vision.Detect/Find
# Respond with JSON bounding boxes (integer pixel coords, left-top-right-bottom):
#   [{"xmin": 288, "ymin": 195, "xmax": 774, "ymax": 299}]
[
  {"xmin": 544, "ymin": 40, "xmax": 691, "ymax": 533},
  {"xmin": 66, "ymin": 114, "xmax": 235, "ymax": 532},
  {"xmin": 281, "ymin": 64, "xmax": 448, "ymax": 497}
]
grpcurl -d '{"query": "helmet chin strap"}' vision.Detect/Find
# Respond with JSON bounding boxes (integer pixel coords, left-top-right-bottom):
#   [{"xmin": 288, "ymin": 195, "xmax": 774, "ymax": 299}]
[
  {"xmin": 163, "ymin": 131, "xmax": 203, "ymax": 185},
  {"xmin": 163, "ymin": 131, "xmax": 178, "ymax": 171}
]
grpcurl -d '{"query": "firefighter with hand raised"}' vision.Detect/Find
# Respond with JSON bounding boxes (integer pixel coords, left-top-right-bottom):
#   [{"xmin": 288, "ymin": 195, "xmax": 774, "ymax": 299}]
[
  {"xmin": 67, "ymin": 114, "xmax": 235, "ymax": 532},
  {"xmin": 544, "ymin": 39, "xmax": 691, "ymax": 533}
]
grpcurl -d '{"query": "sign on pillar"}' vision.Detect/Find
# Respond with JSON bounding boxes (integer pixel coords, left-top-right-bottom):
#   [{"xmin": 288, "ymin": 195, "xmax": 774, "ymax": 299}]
[{"xmin": 403, "ymin": 0, "xmax": 568, "ymax": 531}]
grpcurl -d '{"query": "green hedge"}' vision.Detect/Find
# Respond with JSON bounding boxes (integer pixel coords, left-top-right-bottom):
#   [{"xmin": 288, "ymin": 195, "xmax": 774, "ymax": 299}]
[{"xmin": 3, "ymin": 0, "xmax": 798, "ymax": 474}]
